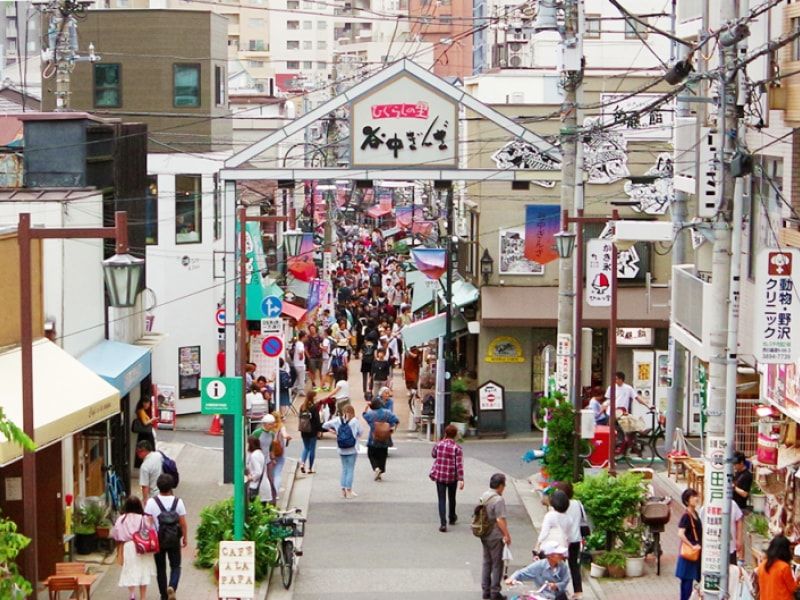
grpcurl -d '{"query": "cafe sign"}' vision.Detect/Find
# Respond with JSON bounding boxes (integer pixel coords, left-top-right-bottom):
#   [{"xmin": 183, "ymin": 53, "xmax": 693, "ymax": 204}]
[
  {"xmin": 350, "ymin": 74, "xmax": 458, "ymax": 168},
  {"xmin": 485, "ymin": 336, "xmax": 525, "ymax": 363}
]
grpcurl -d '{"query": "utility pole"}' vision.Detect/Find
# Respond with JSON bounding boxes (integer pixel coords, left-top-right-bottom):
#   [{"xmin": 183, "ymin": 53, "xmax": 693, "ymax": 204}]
[
  {"xmin": 41, "ymin": 0, "xmax": 98, "ymax": 111},
  {"xmin": 705, "ymin": 1, "xmax": 742, "ymax": 596},
  {"xmin": 554, "ymin": 0, "xmax": 581, "ymax": 403},
  {"xmin": 443, "ymin": 183, "xmax": 454, "ymax": 431},
  {"xmin": 665, "ymin": 0, "xmax": 689, "ymax": 454}
]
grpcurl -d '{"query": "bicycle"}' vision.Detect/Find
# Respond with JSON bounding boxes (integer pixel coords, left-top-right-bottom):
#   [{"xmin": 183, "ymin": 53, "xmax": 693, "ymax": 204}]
[
  {"xmin": 614, "ymin": 407, "xmax": 667, "ymax": 468},
  {"xmin": 102, "ymin": 464, "xmax": 126, "ymax": 513},
  {"xmin": 641, "ymin": 495, "xmax": 671, "ymax": 575},
  {"xmin": 274, "ymin": 507, "xmax": 306, "ymax": 589}
]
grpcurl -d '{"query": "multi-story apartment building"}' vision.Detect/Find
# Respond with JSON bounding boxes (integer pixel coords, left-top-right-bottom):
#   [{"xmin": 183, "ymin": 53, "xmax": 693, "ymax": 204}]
[
  {"xmin": 0, "ymin": 1, "xmax": 42, "ymax": 99},
  {"xmin": 408, "ymin": 0, "xmax": 474, "ymax": 78}
]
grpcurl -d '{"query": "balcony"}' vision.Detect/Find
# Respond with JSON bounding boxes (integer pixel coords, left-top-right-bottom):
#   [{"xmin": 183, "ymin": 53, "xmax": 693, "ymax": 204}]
[
  {"xmin": 671, "ymin": 264, "xmax": 714, "ymax": 361},
  {"xmin": 781, "ymin": 4, "xmax": 800, "ymax": 125}
]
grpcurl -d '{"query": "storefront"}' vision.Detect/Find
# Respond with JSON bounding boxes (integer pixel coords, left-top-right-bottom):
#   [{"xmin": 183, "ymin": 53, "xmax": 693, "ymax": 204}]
[
  {"xmin": 0, "ymin": 339, "xmax": 120, "ymax": 577},
  {"xmin": 79, "ymin": 339, "xmax": 152, "ymax": 496}
]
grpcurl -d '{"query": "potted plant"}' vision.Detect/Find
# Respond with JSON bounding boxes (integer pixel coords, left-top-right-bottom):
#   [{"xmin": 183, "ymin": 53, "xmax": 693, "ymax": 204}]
[
  {"xmin": 595, "ymin": 550, "xmax": 626, "ymax": 578},
  {"xmin": 621, "ymin": 528, "xmax": 646, "ymax": 578},
  {"xmin": 747, "ymin": 513, "xmax": 770, "ymax": 561},
  {"xmin": 575, "ymin": 471, "xmax": 646, "ymax": 550},
  {"xmin": 589, "ymin": 558, "xmax": 606, "ymax": 578},
  {"xmin": 750, "ymin": 481, "xmax": 766, "ymax": 514},
  {"xmin": 73, "ymin": 498, "xmax": 108, "ymax": 555},
  {"xmin": 449, "ymin": 402, "xmax": 469, "ymax": 437}
]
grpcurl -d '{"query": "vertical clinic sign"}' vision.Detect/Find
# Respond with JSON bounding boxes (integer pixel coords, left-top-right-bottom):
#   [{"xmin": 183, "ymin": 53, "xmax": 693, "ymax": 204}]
[
  {"xmin": 702, "ymin": 435, "xmax": 726, "ymax": 594},
  {"xmin": 756, "ymin": 249, "xmax": 800, "ymax": 364},
  {"xmin": 350, "ymin": 75, "xmax": 458, "ymax": 167}
]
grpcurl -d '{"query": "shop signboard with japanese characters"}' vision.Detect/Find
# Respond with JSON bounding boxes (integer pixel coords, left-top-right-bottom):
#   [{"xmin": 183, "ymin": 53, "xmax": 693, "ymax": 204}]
[
  {"xmin": 755, "ymin": 249, "xmax": 800, "ymax": 364},
  {"xmin": 586, "ymin": 239, "xmax": 613, "ymax": 307},
  {"xmin": 350, "ymin": 75, "xmax": 458, "ymax": 167},
  {"xmin": 479, "ymin": 380, "xmax": 505, "ymax": 411},
  {"xmin": 599, "ymin": 93, "xmax": 674, "ymax": 140},
  {"xmin": 702, "ymin": 435, "xmax": 726, "ymax": 594}
]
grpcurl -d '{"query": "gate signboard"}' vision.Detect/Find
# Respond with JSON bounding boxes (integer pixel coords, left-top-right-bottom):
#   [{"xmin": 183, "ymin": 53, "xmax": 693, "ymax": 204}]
[{"xmin": 351, "ymin": 75, "xmax": 458, "ymax": 168}]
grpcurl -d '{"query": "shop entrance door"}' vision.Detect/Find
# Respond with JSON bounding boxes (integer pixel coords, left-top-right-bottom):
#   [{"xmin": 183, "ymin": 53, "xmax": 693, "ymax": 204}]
[{"xmin": 36, "ymin": 443, "xmax": 64, "ymax": 578}]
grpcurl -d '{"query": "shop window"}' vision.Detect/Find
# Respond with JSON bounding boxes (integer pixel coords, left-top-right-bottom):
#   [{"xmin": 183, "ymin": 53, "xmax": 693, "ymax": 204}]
[
  {"xmin": 175, "ymin": 174, "xmax": 202, "ymax": 244},
  {"xmin": 94, "ymin": 63, "xmax": 121, "ymax": 108},
  {"xmin": 144, "ymin": 175, "xmax": 158, "ymax": 245},
  {"xmin": 174, "ymin": 63, "xmax": 201, "ymax": 107},
  {"xmin": 178, "ymin": 346, "xmax": 201, "ymax": 398}
]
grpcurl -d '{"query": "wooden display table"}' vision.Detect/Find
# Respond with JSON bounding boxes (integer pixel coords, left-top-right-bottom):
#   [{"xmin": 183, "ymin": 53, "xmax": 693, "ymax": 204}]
[{"xmin": 685, "ymin": 458, "xmax": 705, "ymax": 503}]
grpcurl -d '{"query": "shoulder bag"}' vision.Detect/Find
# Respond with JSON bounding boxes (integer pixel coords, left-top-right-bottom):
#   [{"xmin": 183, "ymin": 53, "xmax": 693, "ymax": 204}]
[
  {"xmin": 680, "ymin": 513, "xmax": 701, "ymax": 562},
  {"xmin": 271, "ymin": 431, "xmax": 284, "ymax": 458},
  {"xmin": 579, "ymin": 503, "xmax": 591, "ymax": 538},
  {"xmin": 373, "ymin": 417, "xmax": 392, "ymax": 443},
  {"xmin": 132, "ymin": 515, "xmax": 160, "ymax": 554}
]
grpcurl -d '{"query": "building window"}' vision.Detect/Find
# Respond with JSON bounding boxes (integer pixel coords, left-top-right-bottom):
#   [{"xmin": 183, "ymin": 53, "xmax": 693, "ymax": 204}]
[
  {"xmin": 248, "ymin": 18, "xmax": 265, "ymax": 29},
  {"xmin": 247, "ymin": 60, "xmax": 264, "ymax": 68},
  {"xmin": 287, "ymin": 40, "xmax": 300, "ymax": 50},
  {"xmin": 624, "ymin": 16, "xmax": 648, "ymax": 39},
  {"xmin": 303, "ymin": 60, "xmax": 313, "ymax": 69},
  {"xmin": 178, "ymin": 346, "xmax": 201, "ymax": 399},
  {"xmin": 317, "ymin": 20, "xmax": 327, "ymax": 29},
  {"xmin": 248, "ymin": 39, "xmax": 266, "ymax": 51},
  {"xmin": 214, "ymin": 65, "xmax": 225, "ymax": 106},
  {"xmin": 173, "ymin": 64, "xmax": 200, "ymax": 107},
  {"xmin": 94, "ymin": 63, "xmax": 121, "ymax": 108},
  {"xmin": 317, "ymin": 40, "xmax": 326, "ymax": 49},
  {"xmin": 287, "ymin": 0, "xmax": 298, "ymax": 7},
  {"xmin": 748, "ymin": 157, "xmax": 783, "ymax": 278},
  {"xmin": 213, "ymin": 178, "xmax": 222, "ymax": 241},
  {"xmin": 287, "ymin": 20, "xmax": 299, "ymax": 29},
  {"xmin": 175, "ymin": 174, "xmax": 202, "ymax": 244},
  {"xmin": 144, "ymin": 175, "xmax": 158, "ymax": 245},
  {"xmin": 317, "ymin": 61, "xmax": 326, "ymax": 69},
  {"xmin": 585, "ymin": 15, "xmax": 601, "ymax": 38},
  {"xmin": 287, "ymin": 60, "xmax": 300, "ymax": 69},
  {"xmin": 793, "ymin": 17, "xmax": 800, "ymax": 61},
  {"xmin": 303, "ymin": 20, "xmax": 312, "ymax": 29},
  {"xmin": 303, "ymin": 40, "xmax": 312, "ymax": 49}
]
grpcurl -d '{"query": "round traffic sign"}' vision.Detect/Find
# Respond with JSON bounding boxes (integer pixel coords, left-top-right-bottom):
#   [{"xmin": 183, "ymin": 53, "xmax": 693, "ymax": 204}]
[
  {"xmin": 206, "ymin": 379, "xmax": 227, "ymax": 400},
  {"xmin": 215, "ymin": 308, "xmax": 225, "ymax": 326},
  {"xmin": 261, "ymin": 295, "xmax": 283, "ymax": 318},
  {"xmin": 261, "ymin": 335, "xmax": 284, "ymax": 358}
]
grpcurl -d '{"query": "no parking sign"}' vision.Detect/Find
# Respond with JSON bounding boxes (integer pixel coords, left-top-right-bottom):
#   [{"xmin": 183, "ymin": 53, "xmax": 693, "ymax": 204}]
[{"xmin": 261, "ymin": 336, "xmax": 284, "ymax": 358}]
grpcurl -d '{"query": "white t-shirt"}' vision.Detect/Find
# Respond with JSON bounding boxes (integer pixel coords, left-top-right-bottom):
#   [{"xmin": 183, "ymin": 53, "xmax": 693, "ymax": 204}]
[
  {"xmin": 605, "ymin": 383, "xmax": 636, "ymax": 412},
  {"xmin": 332, "ymin": 380, "xmax": 350, "ymax": 400},
  {"xmin": 144, "ymin": 494, "xmax": 187, "ymax": 531},
  {"xmin": 321, "ymin": 338, "xmax": 332, "ymax": 361},
  {"xmin": 139, "ymin": 451, "xmax": 163, "ymax": 497},
  {"xmin": 537, "ymin": 500, "xmax": 583, "ymax": 545},
  {"xmin": 292, "ymin": 340, "xmax": 306, "ymax": 367}
]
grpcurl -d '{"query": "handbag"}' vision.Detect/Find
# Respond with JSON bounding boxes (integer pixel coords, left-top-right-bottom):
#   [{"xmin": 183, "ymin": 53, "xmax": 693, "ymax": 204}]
[
  {"xmin": 132, "ymin": 515, "xmax": 159, "ymax": 554},
  {"xmin": 271, "ymin": 432, "xmax": 284, "ymax": 458},
  {"xmin": 131, "ymin": 418, "xmax": 149, "ymax": 434},
  {"xmin": 680, "ymin": 513, "xmax": 701, "ymax": 562},
  {"xmin": 373, "ymin": 420, "xmax": 392, "ymax": 443},
  {"xmin": 579, "ymin": 503, "xmax": 591, "ymax": 538}
]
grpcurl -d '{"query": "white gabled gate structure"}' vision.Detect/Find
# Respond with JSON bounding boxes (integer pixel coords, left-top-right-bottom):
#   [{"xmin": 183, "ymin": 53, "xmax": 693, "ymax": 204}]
[{"xmin": 219, "ymin": 58, "xmax": 561, "ymax": 430}]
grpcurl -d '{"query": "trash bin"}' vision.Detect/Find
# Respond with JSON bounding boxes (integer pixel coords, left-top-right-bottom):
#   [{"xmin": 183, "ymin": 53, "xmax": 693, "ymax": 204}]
[{"xmin": 589, "ymin": 425, "xmax": 610, "ymax": 467}]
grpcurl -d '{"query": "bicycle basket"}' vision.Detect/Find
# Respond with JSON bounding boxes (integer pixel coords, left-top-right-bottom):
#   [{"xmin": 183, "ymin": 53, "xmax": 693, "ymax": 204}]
[
  {"xmin": 618, "ymin": 414, "xmax": 647, "ymax": 433},
  {"xmin": 641, "ymin": 502, "xmax": 671, "ymax": 527}
]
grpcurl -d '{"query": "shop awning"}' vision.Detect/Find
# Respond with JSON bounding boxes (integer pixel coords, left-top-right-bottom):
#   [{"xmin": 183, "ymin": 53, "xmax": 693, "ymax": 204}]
[
  {"xmin": 401, "ymin": 313, "xmax": 468, "ymax": 348},
  {"xmin": 438, "ymin": 279, "xmax": 480, "ymax": 308},
  {"xmin": 0, "ymin": 339, "xmax": 120, "ymax": 467},
  {"xmin": 480, "ymin": 286, "xmax": 670, "ymax": 327},
  {"xmin": 79, "ymin": 340, "xmax": 152, "ymax": 397},
  {"xmin": 366, "ymin": 205, "xmax": 392, "ymax": 219},
  {"xmin": 382, "ymin": 226, "xmax": 402, "ymax": 239},
  {"xmin": 282, "ymin": 301, "xmax": 307, "ymax": 322}
]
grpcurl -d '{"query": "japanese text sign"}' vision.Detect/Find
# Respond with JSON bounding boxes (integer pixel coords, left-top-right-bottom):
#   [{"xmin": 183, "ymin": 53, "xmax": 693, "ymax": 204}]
[
  {"xmin": 218, "ymin": 541, "xmax": 256, "ymax": 598},
  {"xmin": 478, "ymin": 381, "xmax": 505, "ymax": 411},
  {"xmin": 586, "ymin": 239, "xmax": 613, "ymax": 307},
  {"xmin": 556, "ymin": 333, "xmax": 571, "ymax": 398},
  {"xmin": 600, "ymin": 93, "xmax": 674, "ymax": 140},
  {"xmin": 702, "ymin": 435, "xmax": 726, "ymax": 593},
  {"xmin": 756, "ymin": 249, "xmax": 800, "ymax": 364},
  {"xmin": 351, "ymin": 75, "xmax": 458, "ymax": 167}
]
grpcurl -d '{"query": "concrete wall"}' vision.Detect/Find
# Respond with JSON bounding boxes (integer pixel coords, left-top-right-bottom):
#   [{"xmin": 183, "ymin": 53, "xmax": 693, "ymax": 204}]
[{"xmin": 146, "ymin": 153, "xmax": 225, "ymax": 414}]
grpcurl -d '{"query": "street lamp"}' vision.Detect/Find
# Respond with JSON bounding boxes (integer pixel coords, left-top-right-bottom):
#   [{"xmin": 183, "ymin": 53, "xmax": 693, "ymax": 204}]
[
  {"xmin": 554, "ymin": 229, "xmax": 577, "ymax": 260},
  {"xmin": 102, "ymin": 253, "xmax": 144, "ymax": 308},
  {"xmin": 480, "ymin": 248, "xmax": 494, "ymax": 285},
  {"xmin": 284, "ymin": 229, "xmax": 304, "ymax": 257}
]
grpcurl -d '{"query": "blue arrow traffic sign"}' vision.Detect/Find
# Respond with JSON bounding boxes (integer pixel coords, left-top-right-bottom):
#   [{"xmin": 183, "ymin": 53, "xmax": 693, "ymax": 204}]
[{"xmin": 261, "ymin": 295, "xmax": 283, "ymax": 318}]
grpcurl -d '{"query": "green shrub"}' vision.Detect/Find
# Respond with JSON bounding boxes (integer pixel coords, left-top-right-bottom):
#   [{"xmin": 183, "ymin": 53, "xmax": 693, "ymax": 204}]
[
  {"xmin": 195, "ymin": 499, "xmax": 287, "ymax": 581},
  {"xmin": 747, "ymin": 514, "xmax": 769, "ymax": 538},
  {"xmin": 575, "ymin": 471, "xmax": 646, "ymax": 549},
  {"xmin": 595, "ymin": 549, "xmax": 626, "ymax": 569},
  {"xmin": 539, "ymin": 394, "xmax": 577, "ymax": 483}
]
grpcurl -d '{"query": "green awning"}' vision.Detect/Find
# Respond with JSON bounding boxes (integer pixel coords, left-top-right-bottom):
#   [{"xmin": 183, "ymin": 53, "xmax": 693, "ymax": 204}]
[
  {"xmin": 411, "ymin": 282, "xmax": 435, "ymax": 312},
  {"xmin": 438, "ymin": 279, "xmax": 480, "ymax": 308},
  {"xmin": 401, "ymin": 313, "xmax": 468, "ymax": 348}
]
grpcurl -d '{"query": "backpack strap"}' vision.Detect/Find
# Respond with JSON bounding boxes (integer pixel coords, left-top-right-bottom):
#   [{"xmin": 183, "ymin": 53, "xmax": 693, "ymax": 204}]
[
  {"xmin": 170, "ymin": 498, "xmax": 179, "ymax": 512},
  {"xmin": 154, "ymin": 497, "xmax": 165, "ymax": 512}
]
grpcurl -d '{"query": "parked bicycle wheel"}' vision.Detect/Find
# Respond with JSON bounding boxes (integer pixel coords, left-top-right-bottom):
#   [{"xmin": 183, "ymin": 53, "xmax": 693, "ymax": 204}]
[
  {"xmin": 280, "ymin": 539, "xmax": 295, "ymax": 589},
  {"xmin": 622, "ymin": 435, "xmax": 656, "ymax": 468}
]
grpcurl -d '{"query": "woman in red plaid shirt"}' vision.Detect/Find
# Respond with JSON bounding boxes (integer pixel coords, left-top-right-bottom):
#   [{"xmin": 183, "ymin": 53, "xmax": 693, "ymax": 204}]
[{"xmin": 429, "ymin": 424, "xmax": 465, "ymax": 532}]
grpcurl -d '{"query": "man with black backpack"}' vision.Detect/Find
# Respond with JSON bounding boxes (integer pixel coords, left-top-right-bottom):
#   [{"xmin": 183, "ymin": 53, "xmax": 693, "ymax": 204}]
[
  {"xmin": 145, "ymin": 474, "xmax": 187, "ymax": 600},
  {"xmin": 475, "ymin": 473, "xmax": 511, "ymax": 600}
]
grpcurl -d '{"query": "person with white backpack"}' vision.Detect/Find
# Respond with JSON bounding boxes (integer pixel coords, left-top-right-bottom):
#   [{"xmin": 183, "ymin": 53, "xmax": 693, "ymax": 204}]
[{"xmin": 322, "ymin": 405, "xmax": 362, "ymax": 499}]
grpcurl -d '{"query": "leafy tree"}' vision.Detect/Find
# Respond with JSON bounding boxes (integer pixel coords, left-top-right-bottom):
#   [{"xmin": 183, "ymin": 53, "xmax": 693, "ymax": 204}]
[
  {"xmin": 539, "ymin": 393, "xmax": 578, "ymax": 483},
  {"xmin": 0, "ymin": 407, "xmax": 35, "ymax": 599}
]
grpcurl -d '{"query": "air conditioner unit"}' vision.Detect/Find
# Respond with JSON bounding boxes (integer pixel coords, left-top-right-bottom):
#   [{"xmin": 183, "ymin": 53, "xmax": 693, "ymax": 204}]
[
  {"xmin": 505, "ymin": 41, "xmax": 531, "ymax": 68},
  {"xmin": 309, "ymin": 124, "xmax": 323, "ymax": 140}
]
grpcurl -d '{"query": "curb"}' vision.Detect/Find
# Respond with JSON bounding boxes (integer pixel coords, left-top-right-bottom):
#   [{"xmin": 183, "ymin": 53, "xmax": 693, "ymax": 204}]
[{"xmin": 510, "ymin": 477, "xmax": 606, "ymax": 600}]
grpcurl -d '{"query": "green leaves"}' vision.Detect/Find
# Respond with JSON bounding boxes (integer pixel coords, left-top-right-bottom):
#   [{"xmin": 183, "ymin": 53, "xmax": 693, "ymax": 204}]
[
  {"xmin": 540, "ymin": 398, "xmax": 577, "ymax": 483},
  {"xmin": 194, "ymin": 498, "xmax": 286, "ymax": 581},
  {"xmin": 575, "ymin": 471, "xmax": 646, "ymax": 549},
  {"xmin": 0, "ymin": 407, "xmax": 34, "ymax": 452},
  {"xmin": 0, "ymin": 511, "xmax": 32, "ymax": 600}
]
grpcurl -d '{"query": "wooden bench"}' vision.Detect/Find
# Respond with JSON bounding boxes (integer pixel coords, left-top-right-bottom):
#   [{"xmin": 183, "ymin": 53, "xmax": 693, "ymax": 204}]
[{"xmin": 685, "ymin": 458, "xmax": 705, "ymax": 503}]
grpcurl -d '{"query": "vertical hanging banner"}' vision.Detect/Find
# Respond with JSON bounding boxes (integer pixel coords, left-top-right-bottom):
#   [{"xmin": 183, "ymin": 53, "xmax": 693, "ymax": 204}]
[
  {"xmin": 586, "ymin": 239, "xmax": 613, "ymax": 307},
  {"xmin": 556, "ymin": 333, "xmax": 572, "ymax": 398},
  {"xmin": 240, "ymin": 221, "xmax": 268, "ymax": 320},
  {"xmin": 755, "ymin": 249, "xmax": 800, "ymax": 364},
  {"xmin": 411, "ymin": 248, "xmax": 447, "ymax": 280},
  {"xmin": 524, "ymin": 204, "xmax": 560, "ymax": 266},
  {"xmin": 287, "ymin": 233, "xmax": 317, "ymax": 283}
]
